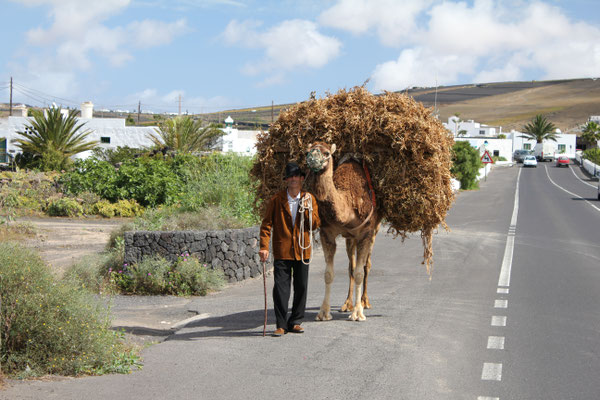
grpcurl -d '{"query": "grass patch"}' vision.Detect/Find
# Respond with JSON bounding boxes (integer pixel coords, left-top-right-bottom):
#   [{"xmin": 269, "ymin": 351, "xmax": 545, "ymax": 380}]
[
  {"xmin": 0, "ymin": 242, "xmax": 141, "ymax": 377},
  {"xmin": 487, "ymin": 107, "xmax": 565, "ymax": 127},
  {"xmin": 0, "ymin": 221, "xmax": 37, "ymax": 242}
]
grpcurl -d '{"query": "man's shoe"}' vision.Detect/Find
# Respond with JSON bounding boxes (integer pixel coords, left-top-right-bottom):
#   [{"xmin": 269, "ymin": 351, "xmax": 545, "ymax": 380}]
[
  {"xmin": 272, "ymin": 328, "xmax": 286, "ymax": 337},
  {"xmin": 288, "ymin": 325, "xmax": 304, "ymax": 333}
]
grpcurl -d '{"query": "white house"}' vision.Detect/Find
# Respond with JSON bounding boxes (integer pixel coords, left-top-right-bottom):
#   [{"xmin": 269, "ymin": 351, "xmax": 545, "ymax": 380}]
[
  {"xmin": 509, "ymin": 129, "xmax": 577, "ymax": 158},
  {"xmin": 218, "ymin": 115, "xmax": 260, "ymax": 155},
  {"xmin": 444, "ymin": 116, "xmax": 502, "ymax": 137},
  {"xmin": 0, "ymin": 102, "xmax": 158, "ymax": 163}
]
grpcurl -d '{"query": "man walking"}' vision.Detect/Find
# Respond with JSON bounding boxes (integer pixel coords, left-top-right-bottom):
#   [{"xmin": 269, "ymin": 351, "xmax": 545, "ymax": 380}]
[{"xmin": 259, "ymin": 162, "xmax": 320, "ymax": 337}]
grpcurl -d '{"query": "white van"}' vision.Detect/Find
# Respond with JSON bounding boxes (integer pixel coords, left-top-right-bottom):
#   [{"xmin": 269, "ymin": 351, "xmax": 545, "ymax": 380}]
[{"xmin": 534, "ymin": 142, "xmax": 557, "ymax": 162}]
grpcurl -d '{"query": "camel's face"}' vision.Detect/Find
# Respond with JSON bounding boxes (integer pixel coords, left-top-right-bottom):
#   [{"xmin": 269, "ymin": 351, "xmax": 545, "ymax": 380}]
[{"xmin": 306, "ymin": 143, "xmax": 336, "ymax": 172}]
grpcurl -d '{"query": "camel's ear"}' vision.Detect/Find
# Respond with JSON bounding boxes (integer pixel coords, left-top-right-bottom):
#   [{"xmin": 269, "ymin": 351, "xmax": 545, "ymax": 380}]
[{"xmin": 330, "ymin": 144, "xmax": 336, "ymax": 155}]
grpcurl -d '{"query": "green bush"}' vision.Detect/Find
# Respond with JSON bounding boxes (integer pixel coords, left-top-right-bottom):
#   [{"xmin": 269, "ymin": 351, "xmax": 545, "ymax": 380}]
[
  {"xmin": 0, "ymin": 242, "xmax": 140, "ymax": 377},
  {"xmin": 46, "ymin": 197, "xmax": 84, "ymax": 217},
  {"xmin": 108, "ymin": 254, "xmax": 225, "ymax": 296},
  {"xmin": 451, "ymin": 141, "xmax": 483, "ymax": 190},
  {"xmin": 583, "ymin": 148, "xmax": 600, "ymax": 165}
]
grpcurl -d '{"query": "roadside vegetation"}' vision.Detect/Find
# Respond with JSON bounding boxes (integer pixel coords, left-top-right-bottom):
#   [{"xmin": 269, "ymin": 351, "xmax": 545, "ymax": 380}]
[
  {"xmin": 582, "ymin": 148, "xmax": 600, "ymax": 165},
  {"xmin": 0, "ymin": 242, "xmax": 142, "ymax": 378},
  {"xmin": 451, "ymin": 141, "xmax": 483, "ymax": 190},
  {"xmin": 0, "ymin": 108, "xmax": 257, "ymax": 379}
]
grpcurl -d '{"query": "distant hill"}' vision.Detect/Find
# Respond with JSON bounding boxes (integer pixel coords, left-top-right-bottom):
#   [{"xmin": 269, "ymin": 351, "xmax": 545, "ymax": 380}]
[
  {"xmin": 202, "ymin": 78, "xmax": 600, "ymax": 134},
  {"xmin": 3, "ymin": 78, "xmax": 599, "ymax": 133}
]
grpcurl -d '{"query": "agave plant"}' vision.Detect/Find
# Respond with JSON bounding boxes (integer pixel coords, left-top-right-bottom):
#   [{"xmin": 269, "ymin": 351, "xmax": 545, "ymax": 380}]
[
  {"xmin": 519, "ymin": 114, "xmax": 558, "ymax": 143},
  {"xmin": 148, "ymin": 115, "xmax": 223, "ymax": 153},
  {"xmin": 13, "ymin": 107, "xmax": 98, "ymax": 171}
]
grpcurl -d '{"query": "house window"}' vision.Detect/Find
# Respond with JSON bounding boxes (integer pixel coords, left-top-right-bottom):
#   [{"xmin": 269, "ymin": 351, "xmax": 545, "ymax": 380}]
[
  {"xmin": 100, "ymin": 137, "xmax": 111, "ymax": 144},
  {"xmin": 479, "ymin": 130, "xmax": 485, "ymax": 135},
  {"xmin": 558, "ymin": 144, "xmax": 566, "ymax": 153},
  {"xmin": 523, "ymin": 143, "xmax": 531, "ymax": 150},
  {"xmin": 493, "ymin": 150, "xmax": 500, "ymax": 157}
]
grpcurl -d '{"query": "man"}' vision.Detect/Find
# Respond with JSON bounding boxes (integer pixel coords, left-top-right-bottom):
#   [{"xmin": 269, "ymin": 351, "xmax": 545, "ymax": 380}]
[{"xmin": 259, "ymin": 161, "xmax": 320, "ymax": 337}]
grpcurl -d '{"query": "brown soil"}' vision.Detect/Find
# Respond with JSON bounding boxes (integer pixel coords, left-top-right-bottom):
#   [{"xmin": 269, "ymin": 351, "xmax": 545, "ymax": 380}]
[{"xmin": 16, "ymin": 217, "xmax": 128, "ymax": 276}]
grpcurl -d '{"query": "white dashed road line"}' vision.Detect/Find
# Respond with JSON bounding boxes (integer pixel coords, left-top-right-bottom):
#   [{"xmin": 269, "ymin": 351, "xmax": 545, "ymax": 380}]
[{"xmin": 479, "ymin": 167, "xmax": 521, "ymax": 399}]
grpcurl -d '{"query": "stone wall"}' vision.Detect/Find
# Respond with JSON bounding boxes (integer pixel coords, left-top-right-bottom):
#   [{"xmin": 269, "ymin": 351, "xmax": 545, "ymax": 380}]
[{"xmin": 124, "ymin": 227, "xmax": 262, "ymax": 283}]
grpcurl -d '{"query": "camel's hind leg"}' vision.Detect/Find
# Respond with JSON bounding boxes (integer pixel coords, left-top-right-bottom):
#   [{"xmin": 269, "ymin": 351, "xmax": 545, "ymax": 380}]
[
  {"xmin": 340, "ymin": 238, "xmax": 356, "ymax": 312},
  {"xmin": 316, "ymin": 230, "xmax": 336, "ymax": 321},
  {"xmin": 350, "ymin": 234, "xmax": 377, "ymax": 322}
]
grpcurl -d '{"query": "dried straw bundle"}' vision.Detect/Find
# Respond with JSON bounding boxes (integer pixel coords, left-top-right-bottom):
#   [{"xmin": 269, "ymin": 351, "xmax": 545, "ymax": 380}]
[{"xmin": 250, "ymin": 86, "xmax": 454, "ymax": 272}]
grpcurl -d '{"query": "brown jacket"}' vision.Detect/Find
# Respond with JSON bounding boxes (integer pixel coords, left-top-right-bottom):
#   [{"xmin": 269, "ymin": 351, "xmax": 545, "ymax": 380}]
[{"xmin": 259, "ymin": 189, "xmax": 320, "ymax": 260}]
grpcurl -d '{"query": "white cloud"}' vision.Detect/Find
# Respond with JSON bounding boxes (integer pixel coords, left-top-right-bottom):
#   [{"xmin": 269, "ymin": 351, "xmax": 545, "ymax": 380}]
[
  {"xmin": 126, "ymin": 88, "xmax": 232, "ymax": 113},
  {"xmin": 319, "ymin": 0, "xmax": 434, "ymax": 47},
  {"xmin": 10, "ymin": 0, "xmax": 190, "ymax": 98},
  {"xmin": 366, "ymin": 0, "xmax": 600, "ymax": 91},
  {"xmin": 223, "ymin": 19, "xmax": 342, "ymax": 77}
]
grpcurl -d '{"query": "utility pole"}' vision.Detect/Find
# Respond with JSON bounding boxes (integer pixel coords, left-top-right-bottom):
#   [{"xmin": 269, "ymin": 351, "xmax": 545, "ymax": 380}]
[
  {"xmin": 271, "ymin": 100, "xmax": 274, "ymax": 124},
  {"xmin": 137, "ymin": 101, "xmax": 141, "ymax": 124},
  {"xmin": 9, "ymin": 77, "xmax": 13, "ymax": 116},
  {"xmin": 178, "ymin": 94, "xmax": 182, "ymax": 115}
]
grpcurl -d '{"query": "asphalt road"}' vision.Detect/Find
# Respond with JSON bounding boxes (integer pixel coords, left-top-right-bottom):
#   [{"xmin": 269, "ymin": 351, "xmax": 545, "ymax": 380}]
[{"xmin": 3, "ymin": 162, "xmax": 600, "ymax": 400}]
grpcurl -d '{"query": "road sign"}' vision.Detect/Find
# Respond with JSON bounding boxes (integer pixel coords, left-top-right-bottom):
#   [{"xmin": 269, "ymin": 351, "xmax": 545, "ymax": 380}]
[{"xmin": 481, "ymin": 150, "xmax": 494, "ymax": 164}]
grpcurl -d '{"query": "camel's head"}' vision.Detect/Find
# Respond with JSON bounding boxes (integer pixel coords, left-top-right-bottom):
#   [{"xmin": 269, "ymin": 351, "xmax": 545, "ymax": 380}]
[{"xmin": 306, "ymin": 142, "xmax": 336, "ymax": 172}]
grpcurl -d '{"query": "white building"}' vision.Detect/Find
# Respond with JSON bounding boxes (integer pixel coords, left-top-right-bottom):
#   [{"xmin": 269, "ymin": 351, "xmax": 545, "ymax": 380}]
[
  {"xmin": 509, "ymin": 129, "xmax": 577, "ymax": 158},
  {"xmin": 0, "ymin": 102, "xmax": 158, "ymax": 163},
  {"xmin": 218, "ymin": 115, "xmax": 260, "ymax": 155},
  {"xmin": 444, "ymin": 116, "xmax": 502, "ymax": 137}
]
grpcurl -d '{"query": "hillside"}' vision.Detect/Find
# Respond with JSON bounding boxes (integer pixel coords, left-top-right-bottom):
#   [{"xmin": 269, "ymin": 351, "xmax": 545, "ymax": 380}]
[
  {"xmin": 204, "ymin": 78, "xmax": 600, "ymax": 133},
  {"xmin": 2, "ymin": 78, "xmax": 599, "ymax": 133}
]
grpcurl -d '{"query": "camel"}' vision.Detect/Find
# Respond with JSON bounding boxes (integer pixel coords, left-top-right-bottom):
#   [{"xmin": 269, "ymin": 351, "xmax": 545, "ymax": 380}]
[{"xmin": 306, "ymin": 142, "xmax": 382, "ymax": 321}]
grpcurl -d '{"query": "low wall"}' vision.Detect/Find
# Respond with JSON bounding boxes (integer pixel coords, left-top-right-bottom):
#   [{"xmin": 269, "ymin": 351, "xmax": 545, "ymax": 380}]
[
  {"xmin": 124, "ymin": 227, "xmax": 262, "ymax": 283},
  {"xmin": 575, "ymin": 152, "xmax": 600, "ymax": 177}
]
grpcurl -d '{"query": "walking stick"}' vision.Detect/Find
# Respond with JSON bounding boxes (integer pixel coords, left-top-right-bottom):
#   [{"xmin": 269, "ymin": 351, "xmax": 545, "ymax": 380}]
[{"xmin": 262, "ymin": 261, "xmax": 267, "ymax": 337}]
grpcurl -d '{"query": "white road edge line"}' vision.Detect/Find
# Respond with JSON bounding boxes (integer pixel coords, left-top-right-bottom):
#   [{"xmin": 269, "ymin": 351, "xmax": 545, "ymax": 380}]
[
  {"xmin": 478, "ymin": 397, "xmax": 500, "ymax": 400},
  {"xmin": 491, "ymin": 315, "xmax": 507, "ymax": 327},
  {"xmin": 494, "ymin": 299, "xmax": 508, "ymax": 309},
  {"xmin": 545, "ymin": 165, "xmax": 600, "ymax": 213},
  {"xmin": 498, "ymin": 167, "xmax": 521, "ymax": 287},
  {"xmin": 569, "ymin": 163, "xmax": 597, "ymax": 188}
]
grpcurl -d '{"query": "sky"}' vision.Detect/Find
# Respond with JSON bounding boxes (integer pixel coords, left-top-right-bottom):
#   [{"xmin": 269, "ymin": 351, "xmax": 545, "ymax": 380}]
[{"xmin": 1, "ymin": 0, "xmax": 599, "ymax": 115}]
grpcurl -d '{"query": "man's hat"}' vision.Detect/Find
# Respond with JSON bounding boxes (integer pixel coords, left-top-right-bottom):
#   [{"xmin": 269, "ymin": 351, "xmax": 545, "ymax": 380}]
[{"xmin": 284, "ymin": 161, "xmax": 306, "ymax": 179}]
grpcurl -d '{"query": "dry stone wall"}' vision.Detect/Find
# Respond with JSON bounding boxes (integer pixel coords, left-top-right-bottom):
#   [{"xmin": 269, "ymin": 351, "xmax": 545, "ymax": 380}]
[{"xmin": 124, "ymin": 227, "xmax": 262, "ymax": 283}]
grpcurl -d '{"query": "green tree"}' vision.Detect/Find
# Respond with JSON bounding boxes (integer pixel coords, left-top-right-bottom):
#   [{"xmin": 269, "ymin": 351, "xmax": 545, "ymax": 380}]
[
  {"xmin": 451, "ymin": 141, "xmax": 483, "ymax": 190},
  {"xmin": 581, "ymin": 121, "xmax": 600, "ymax": 149},
  {"xmin": 13, "ymin": 107, "xmax": 98, "ymax": 171},
  {"xmin": 126, "ymin": 114, "xmax": 136, "ymax": 126},
  {"xmin": 519, "ymin": 114, "xmax": 558, "ymax": 143},
  {"xmin": 148, "ymin": 116, "xmax": 223, "ymax": 153}
]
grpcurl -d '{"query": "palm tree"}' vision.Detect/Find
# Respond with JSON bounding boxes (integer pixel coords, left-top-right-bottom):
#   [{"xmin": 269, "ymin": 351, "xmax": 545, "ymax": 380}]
[
  {"xmin": 148, "ymin": 115, "xmax": 223, "ymax": 153},
  {"xmin": 519, "ymin": 114, "xmax": 558, "ymax": 143},
  {"xmin": 13, "ymin": 107, "xmax": 98, "ymax": 171},
  {"xmin": 581, "ymin": 121, "xmax": 600, "ymax": 149}
]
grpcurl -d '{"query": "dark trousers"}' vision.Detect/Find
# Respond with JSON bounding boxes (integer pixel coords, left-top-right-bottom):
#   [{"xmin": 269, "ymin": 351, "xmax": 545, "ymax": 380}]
[{"xmin": 273, "ymin": 259, "xmax": 309, "ymax": 330}]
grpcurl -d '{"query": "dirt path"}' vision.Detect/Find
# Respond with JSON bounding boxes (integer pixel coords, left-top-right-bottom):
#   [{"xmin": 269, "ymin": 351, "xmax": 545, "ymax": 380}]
[{"xmin": 17, "ymin": 217, "xmax": 128, "ymax": 275}]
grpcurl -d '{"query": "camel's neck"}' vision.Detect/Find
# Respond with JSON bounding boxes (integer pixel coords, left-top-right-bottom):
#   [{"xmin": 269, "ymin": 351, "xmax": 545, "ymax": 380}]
[{"xmin": 314, "ymin": 162, "xmax": 336, "ymax": 201}]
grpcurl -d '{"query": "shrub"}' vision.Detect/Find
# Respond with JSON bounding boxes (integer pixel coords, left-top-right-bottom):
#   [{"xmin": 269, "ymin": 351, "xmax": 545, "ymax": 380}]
[
  {"xmin": 46, "ymin": 197, "xmax": 84, "ymax": 217},
  {"xmin": 451, "ymin": 141, "xmax": 483, "ymax": 190},
  {"xmin": 0, "ymin": 242, "xmax": 140, "ymax": 377},
  {"xmin": 583, "ymin": 148, "xmax": 600, "ymax": 165},
  {"xmin": 108, "ymin": 254, "xmax": 225, "ymax": 296}
]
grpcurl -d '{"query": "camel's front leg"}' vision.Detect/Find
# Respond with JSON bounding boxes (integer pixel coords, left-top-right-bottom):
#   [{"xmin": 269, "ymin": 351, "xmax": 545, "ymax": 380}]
[
  {"xmin": 341, "ymin": 238, "xmax": 356, "ymax": 312},
  {"xmin": 316, "ymin": 232, "xmax": 336, "ymax": 321},
  {"xmin": 350, "ymin": 235, "xmax": 376, "ymax": 321}
]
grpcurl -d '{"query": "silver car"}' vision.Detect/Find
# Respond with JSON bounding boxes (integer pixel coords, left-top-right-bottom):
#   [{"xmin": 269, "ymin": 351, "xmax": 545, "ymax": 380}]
[{"xmin": 523, "ymin": 155, "xmax": 537, "ymax": 168}]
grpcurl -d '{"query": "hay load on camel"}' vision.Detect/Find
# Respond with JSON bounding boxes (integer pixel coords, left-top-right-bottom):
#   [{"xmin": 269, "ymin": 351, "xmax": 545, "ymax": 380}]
[{"xmin": 250, "ymin": 86, "xmax": 455, "ymax": 274}]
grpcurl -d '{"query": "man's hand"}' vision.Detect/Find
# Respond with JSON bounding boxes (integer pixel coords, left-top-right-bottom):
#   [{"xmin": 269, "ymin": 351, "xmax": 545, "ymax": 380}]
[{"xmin": 259, "ymin": 250, "xmax": 269, "ymax": 263}]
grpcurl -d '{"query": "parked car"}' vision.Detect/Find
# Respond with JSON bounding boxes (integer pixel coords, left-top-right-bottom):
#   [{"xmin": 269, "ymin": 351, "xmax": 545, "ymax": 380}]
[
  {"xmin": 513, "ymin": 149, "xmax": 532, "ymax": 163},
  {"xmin": 556, "ymin": 155, "xmax": 570, "ymax": 167},
  {"xmin": 523, "ymin": 155, "xmax": 537, "ymax": 168}
]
